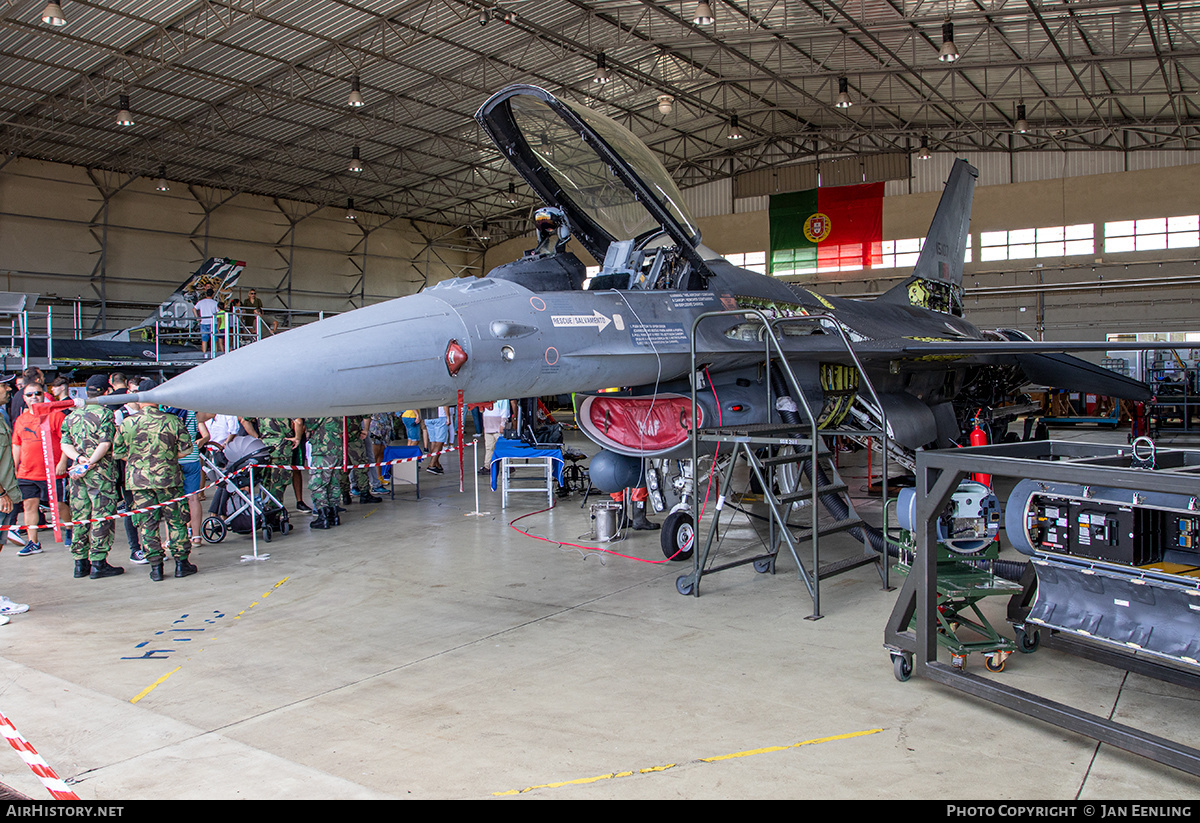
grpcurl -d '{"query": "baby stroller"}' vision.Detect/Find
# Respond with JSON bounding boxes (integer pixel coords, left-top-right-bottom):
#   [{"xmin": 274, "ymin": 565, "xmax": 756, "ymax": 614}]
[{"xmin": 200, "ymin": 435, "xmax": 292, "ymax": 543}]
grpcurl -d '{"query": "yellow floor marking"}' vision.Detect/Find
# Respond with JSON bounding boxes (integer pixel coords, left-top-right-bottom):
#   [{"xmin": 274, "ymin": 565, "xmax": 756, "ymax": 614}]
[
  {"xmin": 493, "ymin": 727, "xmax": 882, "ymax": 795},
  {"xmin": 700, "ymin": 727, "xmax": 883, "ymax": 762},
  {"xmin": 130, "ymin": 577, "xmax": 290, "ymax": 701},
  {"xmin": 129, "ymin": 667, "xmax": 180, "ymax": 704}
]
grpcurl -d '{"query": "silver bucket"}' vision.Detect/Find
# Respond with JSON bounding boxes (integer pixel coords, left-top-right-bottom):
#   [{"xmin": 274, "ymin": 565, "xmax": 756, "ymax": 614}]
[{"xmin": 591, "ymin": 501, "xmax": 623, "ymax": 542}]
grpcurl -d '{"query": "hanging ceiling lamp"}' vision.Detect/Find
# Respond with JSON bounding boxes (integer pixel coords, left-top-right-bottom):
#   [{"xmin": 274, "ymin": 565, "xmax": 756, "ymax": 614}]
[
  {"xmin": 657, "ymin": 94, "xmax": 674, "ymax": 115},
  {"xmin": 40, "ymin": 2, "xmax": 66, "ymax": 26},
  {"xmin": 115, "ymin": 94, "xmax": 134, "ymax": 126},
  {"xmin": 593, "ymin": 53, "xmax": 611, "ymax": 84},
  {"xmin": 693, "ymin": 1, "xmax": 714, "ymax": 25},
  {"xmin": 727, "ymin": 114, "xmax": 743, "ymax": 140},
  {"xmin": 347, "ymin": 75, "xmax": 365, "ymax": 108},
  {"xmin": 917, "ymin": 136, "xmax": 932, "ymax": 161},
  {"xmin": 345, "ymin": 198, "xmax": 357, "ymax": 221},
  {"xmin": 835, "ymin": 77, "xmax": 853, "ymax": 109},
  {"xmin": 938, "ymin": 21, "xmax": 959, "ymax": 63},
  {"xmin": 1014, "ymin": 103, "xmax": 1029, "ymax": 134},
  {"xmin": 155, "ymin": 166, "xmax": 170, "ymax": 192},
  {"xmin": 348, "ymin": 146, "xmax": 363, "ymax": 173}
]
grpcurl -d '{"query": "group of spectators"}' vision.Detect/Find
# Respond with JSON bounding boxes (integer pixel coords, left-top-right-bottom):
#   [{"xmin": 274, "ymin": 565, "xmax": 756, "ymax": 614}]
[
  {"xmin": 0, "ymin": 374, "xmax": 519, "ymax": 618},
  {"xmin": 0, "ymin": 368, "xmax": 201, "ymax": 605},
  {"xmin": 193, "ymin": 287, "xmax": 277, "ymax": 355}
]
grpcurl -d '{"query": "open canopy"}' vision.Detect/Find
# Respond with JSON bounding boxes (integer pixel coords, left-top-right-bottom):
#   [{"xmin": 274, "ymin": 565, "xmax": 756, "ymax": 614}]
[{"xmin": 476, "ymin": 85, "xmax": 704, "ymax": 272}]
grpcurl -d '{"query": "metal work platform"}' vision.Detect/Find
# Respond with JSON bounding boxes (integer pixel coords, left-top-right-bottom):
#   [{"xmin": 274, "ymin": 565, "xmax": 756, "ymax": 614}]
[{"xmin": 677, "ymin": 309, "xmax": 892, "ymax": 619}]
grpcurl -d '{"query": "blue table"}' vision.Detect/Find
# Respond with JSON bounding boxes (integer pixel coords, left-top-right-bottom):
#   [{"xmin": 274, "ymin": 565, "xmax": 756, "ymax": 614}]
[{"xmin": 490, "ymin": 438, "xmax": 565, "ymax": 507}]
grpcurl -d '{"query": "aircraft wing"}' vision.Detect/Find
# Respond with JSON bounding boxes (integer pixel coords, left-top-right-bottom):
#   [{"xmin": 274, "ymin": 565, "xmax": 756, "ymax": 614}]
[{"xmin": 691, "ymin": 323, "xmax": 1169, "ymax": 401}]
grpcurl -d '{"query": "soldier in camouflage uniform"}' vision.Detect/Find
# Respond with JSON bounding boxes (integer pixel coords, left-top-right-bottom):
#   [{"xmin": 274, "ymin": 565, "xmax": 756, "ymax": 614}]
[
  {"xmin": 257, "ymin": 417, "xmax": 296, "ymax": 507},
  {"xmin": 303, "ymin": 416, "xmax": 341, "ymax": 529},
  {"xmin": 113, "ymin": 380, "xmax": 196, "ymax": 581},
  {"xmin": 60, "ymin": 375, "xmax": 123, "ymax": 580},
  {"xmin": 345, "ymin": 415, "xmax": 381, "ymax": 504}
]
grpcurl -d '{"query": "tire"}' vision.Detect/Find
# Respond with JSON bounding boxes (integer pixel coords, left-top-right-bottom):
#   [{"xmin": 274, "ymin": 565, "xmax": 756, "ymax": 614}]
[
  {"xmin": 984, "ymin": 654, "xmax": 1006, "ymax": 673},
  {"xmin": 202, "ymin": 516, "xmax": 226, "ymax": 544},
  {"xmin": 753, "ymin": 557, "xmax": 774, "ymax": 574},
  {"xmin": 893, "ymin": 654, "xmax": 913, "ymax": 682},
  {"xmin": 263, "ymin": 525, "xmax": 272, "ymax": 543},
  {"xmin": 676, "ymin": 575, "xmax": 695, "ymax": 596},
  {"xmin": 1016, "ymin": 627, "xmax": 1040, "ymax": 653},
  {"xmin": 661, "ymin": 510, "xmax": 694, "ymax": 561}
]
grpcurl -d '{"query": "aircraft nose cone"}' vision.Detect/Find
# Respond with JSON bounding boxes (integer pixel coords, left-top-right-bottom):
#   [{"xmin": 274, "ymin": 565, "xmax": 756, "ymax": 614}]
[{"xmin": 140, "ymin": 293, "xmax": 466, "ymax": 417}]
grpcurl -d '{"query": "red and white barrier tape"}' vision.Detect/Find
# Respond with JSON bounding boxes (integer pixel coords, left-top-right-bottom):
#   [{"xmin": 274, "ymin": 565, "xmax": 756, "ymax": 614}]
[
  {"xmin": 0, "ymin": 710, "xmax": 79, "ymax": 800},
  {"xmin": 53, "ymin": 447, "xmax": 462, "ymax": 528}
]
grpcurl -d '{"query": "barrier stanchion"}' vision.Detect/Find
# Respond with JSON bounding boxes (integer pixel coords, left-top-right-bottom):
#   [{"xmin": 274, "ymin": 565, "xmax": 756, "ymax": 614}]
[
  {"xmin": 465, "ymin": 438, "xmax": 490, "ymax": 518},
  {"xmin": 242, "ymin": 464, "xmax": 267, "ymax": 562}
]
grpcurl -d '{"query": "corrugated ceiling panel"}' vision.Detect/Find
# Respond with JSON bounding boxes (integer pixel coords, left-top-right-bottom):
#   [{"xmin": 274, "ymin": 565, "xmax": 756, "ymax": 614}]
[{"xmin": 734, "ymin": 153, "xmax": 908, "ymax": 197}]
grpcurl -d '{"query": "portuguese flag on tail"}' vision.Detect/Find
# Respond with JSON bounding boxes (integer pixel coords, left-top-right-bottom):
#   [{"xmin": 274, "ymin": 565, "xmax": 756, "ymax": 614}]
[{"xmin": 769, "ymin": 182, "xmax": 884, "ymax": 276}]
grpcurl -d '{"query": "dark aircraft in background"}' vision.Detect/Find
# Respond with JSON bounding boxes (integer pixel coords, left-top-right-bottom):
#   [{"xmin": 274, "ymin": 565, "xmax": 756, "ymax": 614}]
[
  {"xmin": 8, "ymin": 257, "xmax": 243, "ymax": 368},
  {"xmin": 112, "ymin": 85, "xmax": 1157, "ymax": 507}
]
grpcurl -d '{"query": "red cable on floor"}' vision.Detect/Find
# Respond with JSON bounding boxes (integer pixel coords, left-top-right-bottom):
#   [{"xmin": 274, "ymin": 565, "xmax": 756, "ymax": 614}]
[{"xmin": 508, "ymin": 369, "xmax": 725, "ymax": 565}]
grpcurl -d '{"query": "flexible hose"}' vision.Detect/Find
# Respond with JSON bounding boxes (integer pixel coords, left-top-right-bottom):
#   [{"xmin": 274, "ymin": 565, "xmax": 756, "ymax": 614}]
[{"xmin": 770, "ymin": 362, "xmax": 1027, "ymax": 581}]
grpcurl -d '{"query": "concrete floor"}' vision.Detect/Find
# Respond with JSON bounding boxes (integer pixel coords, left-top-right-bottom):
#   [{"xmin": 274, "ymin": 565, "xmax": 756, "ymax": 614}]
[{"xmin": 0, "ymin": 427, "xmax": 1198, "ymax": 800}]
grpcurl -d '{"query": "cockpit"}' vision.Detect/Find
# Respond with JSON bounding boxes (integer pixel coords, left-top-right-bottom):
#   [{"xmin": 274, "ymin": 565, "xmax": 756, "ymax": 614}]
[{"xmin": 476, "ymin": 85, "xmax": 710, "ymax": 293}]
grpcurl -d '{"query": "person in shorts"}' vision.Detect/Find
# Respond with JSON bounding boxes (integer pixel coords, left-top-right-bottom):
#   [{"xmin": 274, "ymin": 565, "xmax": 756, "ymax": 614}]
[
  {"xmin": 425, "ymin": 406, "xmax": 449, "ymax": 475},
  {"xmin": 401, "ymin": 409, "xmax": 422, "ymax": 447},
  {"xmin": 12, "ymin": 381, "xmax": 68, "ymax": 556},
  {"xmin": 194, "ymin": 289, "xmax": 219, "ymax": 355}
]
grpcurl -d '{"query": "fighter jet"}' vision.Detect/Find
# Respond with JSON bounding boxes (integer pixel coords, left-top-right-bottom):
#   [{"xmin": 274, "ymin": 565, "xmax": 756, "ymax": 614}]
[{"xmin": 112, "ymin": 85, "xmax": 1154, "ymax": 463}]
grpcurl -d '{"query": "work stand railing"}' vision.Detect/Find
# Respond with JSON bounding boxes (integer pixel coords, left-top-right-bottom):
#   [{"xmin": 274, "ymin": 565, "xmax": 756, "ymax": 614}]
[{"xmin": 677, "ymin": 309, "xmax": 891, "ymax": 619}]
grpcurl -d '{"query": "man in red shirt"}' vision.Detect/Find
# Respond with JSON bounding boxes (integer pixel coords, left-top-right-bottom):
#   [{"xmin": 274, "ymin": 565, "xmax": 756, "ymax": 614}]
[{"xmin": 11, "ymin": 381, "xmax": 68, "ymax": 556}]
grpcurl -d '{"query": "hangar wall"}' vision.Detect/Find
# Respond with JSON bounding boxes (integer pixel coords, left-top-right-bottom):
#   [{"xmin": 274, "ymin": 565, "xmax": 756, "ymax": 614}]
[{"xmin": 0, "ymin": 157, "xmax": 479, "ymax": 333}]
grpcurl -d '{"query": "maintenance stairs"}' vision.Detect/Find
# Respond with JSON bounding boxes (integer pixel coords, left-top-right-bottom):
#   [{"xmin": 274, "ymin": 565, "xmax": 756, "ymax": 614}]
[{"xmin": 676, "ymin": 310, "xmax": 893, "ymax": 619}]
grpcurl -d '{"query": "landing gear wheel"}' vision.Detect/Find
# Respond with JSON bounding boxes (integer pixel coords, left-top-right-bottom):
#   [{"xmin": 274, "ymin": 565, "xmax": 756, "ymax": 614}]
[
  {"xmin": 1016, "ymin": 627, "xmax": 1041, "ymax": 653},
  {"xmin": 753, "ymin": 557, "xmax": 774, "ymax": 574},
  {"xmin": 660, "ymin": 511, "xmax": 694, "ymax": 561},
  {"xmin": 202, "ymin": 516, "xmax": 226, "ymax": 544},
  {"xmin": 676, "ymin": 575, "xmax": 695, "ymax": 596},
  {"xmin": 984, "ymin": 653, "xmax": 1006, "ymax": 673},
  {"xmin": 892, "ymin": 654, "xmax": 913, "ymax": 682}
]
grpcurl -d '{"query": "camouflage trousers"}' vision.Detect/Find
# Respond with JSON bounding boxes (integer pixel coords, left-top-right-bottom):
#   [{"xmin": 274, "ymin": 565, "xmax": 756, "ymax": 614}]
[
  {"xmin": 261, "ymin": 439, "xmax": 292, "ymax": 504},
  {"xmin": 308, "ymin": 465, "xmax": 339, "ymax": 510},
  {"xmin": 344, "ymin": 438, "xmax": 370, "ymax": 494},
  {"xmin": 69, "ymin": 476, "xmax": 117, "ymax": 562},
  {"xmin": 129, "ymin": 487, "xmax": 189, "ymax": 562}
]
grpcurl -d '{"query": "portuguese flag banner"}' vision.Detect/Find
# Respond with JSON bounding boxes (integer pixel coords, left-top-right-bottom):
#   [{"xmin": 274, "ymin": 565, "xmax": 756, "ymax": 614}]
[{"xmin": 769, "ymin": 182, "xmax": 884, "ymax": 277}]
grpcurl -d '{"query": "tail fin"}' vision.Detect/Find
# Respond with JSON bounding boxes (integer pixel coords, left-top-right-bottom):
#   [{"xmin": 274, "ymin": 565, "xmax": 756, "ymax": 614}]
[
  {"xmin": 878, "ymin": 159, "xmax": 977, "ymax": 313},
  {"xmin": 90, "ymin": 258, "xmax": 244, "ymax": 342}
]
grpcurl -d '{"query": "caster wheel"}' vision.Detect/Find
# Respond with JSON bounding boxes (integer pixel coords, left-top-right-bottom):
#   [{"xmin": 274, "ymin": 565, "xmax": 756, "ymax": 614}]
[
  {"xmin": 984, "ymin": 653, "xmax": 1006, "ymax": 673},
  {"xmin": 676, "ymin": 575, "xmax": 695, "ymax": 596},
  {"xmin": 202, "ymin": 516, "xmax": 226, "ymax": 543},
  {"xmin": 661, "ymin": 511, "xmax": 695, "ymax": 561},
  {"xmin": 893, "ymin": 654, "xmax": 913, "ymax": 682},
  {"xmin": 753, "ymin": 557, "xmax": 774, "ymax": 574},
  {"xmin": 263, "ymin": 525, "xmax": 272, "ymax": 543},
  {"xmin": 1017, "ymin": 627, "xmax": 1041, "ymax": 653}
]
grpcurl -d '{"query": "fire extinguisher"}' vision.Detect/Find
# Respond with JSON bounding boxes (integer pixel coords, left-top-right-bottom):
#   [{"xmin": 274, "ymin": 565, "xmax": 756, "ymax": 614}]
[{"xmin": 970, "ymin": 409, "xmax": 991, "ymax": 487}]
